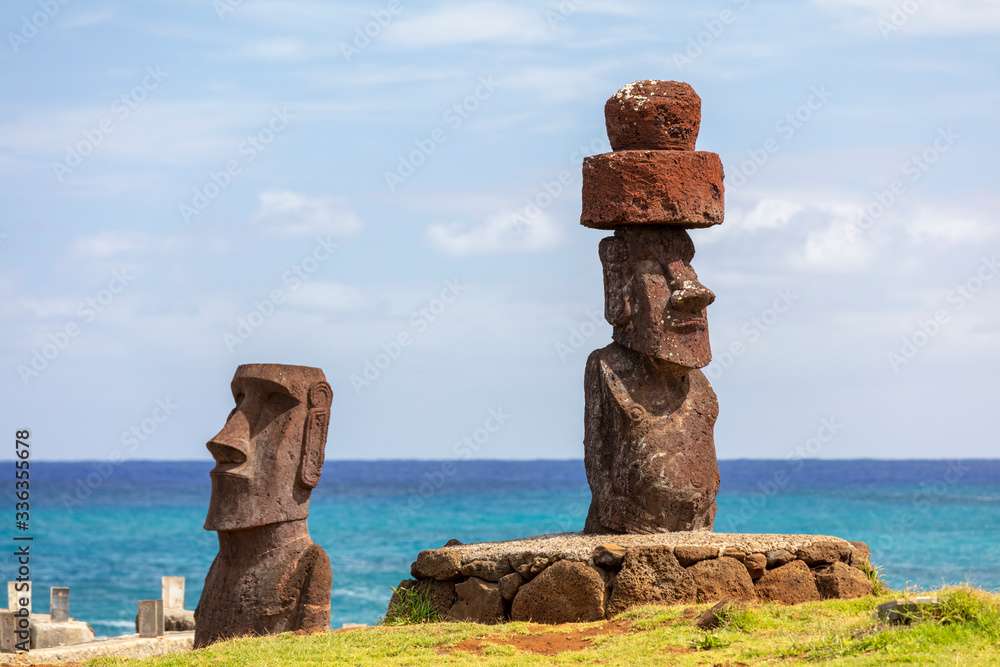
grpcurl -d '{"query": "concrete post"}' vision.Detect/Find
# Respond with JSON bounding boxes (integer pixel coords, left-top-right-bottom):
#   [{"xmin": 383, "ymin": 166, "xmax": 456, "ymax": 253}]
[
  {"xmin": 137, "ymin": 600, "xmax": 164, "ymax": 638},
  {"xmin": 50, "ymin": 587, "xmax": 70, "ymax": 623},
  {"xmin": 0, "ymin": 612, "xmax": 15, "ymax": 653},
  {"xmin": 6, "ymin": 582, "xmax": 30, "ymax": 614},
  {"xmin": 161, "ymin": 576, "xmax": 185, "ymax": 611}
]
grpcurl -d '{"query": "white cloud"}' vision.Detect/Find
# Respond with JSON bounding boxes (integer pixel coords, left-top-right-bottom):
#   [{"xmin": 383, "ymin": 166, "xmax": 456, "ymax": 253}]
[
  {"xmin": 72, "ymin": 232, "xmax": 183, "ymax": 259},
  {"xmin": 384, "ymin": 3, "xmax": 548, "ymax": 47},
  {"xmin": 241, "ymin": 37, "xmax": 310, "ymax": 62},
  {"xmin": 59, "ymin": 9, "xmax": 115, "ymax": 30},
  {"xmin": 732, "ymin": 198, "xmax": 805, "ymax": 231},
  {"xmin": 286, "ymin": 281, "xmax": 366, "ymax": 312},
  {"xmin": 908, "ymin": 212, "xmax": 996, "ymax": 244},
  {"xmin": 427, "ymin": 208, "xmax": 562, "ymax": 255},
  {"xmin": 253, "ymin": 190, "xmax": 363, "ymax": 238},
  {"xmin": 789, "ymin": 203, "xmax": 876, "ymax": 272},
  {"xmin": 816, "ymin": 0, "xmax": 1000, "ymax": 34}
]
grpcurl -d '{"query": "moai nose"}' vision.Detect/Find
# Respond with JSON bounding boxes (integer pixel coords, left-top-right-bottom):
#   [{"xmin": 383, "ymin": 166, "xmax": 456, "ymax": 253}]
[
  {"xmin": 206, "ymin": 411, "xmax": 250, "ymax": 466},
  {"xmin": 670, "ymin": 282, "xmax": 716, "ymax": 313}
]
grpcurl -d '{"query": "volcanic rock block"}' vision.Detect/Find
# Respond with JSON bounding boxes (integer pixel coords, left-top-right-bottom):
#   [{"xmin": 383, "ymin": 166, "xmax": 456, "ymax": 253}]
[
  {"xmin": 675, "ymin": 546, "xmax": 720, "ymax": 567},
  {"xmin": 604, "ymin": 80, "xmax": 702, "ymax": 151},
  {"xmin": 460, "ymin": 559, "xmax": 513, "ymax": 582},
  {"xmin": 581, "ymin": 151, "xmax": 724, "ymax": 229},
  {"xmin": 498, "ymin": 572, "xmax": 524, "ymax": 602},
  {"xmin": 815, "ymin": 562, "xmax": 874, "ymax": 600},
  {"xmin": 755, "ymin": 560, "xmax": 821, "ymax": 604},
  {"xmin": 745, "ymin": 553, "xmax": 767, "ymax": 581},
  {"xmin": 606, "ymin": 547, "xmax": 696, "ymax": 616},
  {"xmin": 766, "ymin": 549, "xmax": 794, "ymax": 569},
  {"xmin": 446, "ymin": 578, "xmax": 503, "ymax": 624},
  {"xmin": 195, "ymin": 364, "xmax": 334, "ymax": 648},
  {"xmin": 797, "ymin": 541, "xmax": 851, "ymax": 567},
  {"xmin": 510, "ymin": 560, "xmax": 606, "ymax": 624},
  {"xmin": 688, "ymin": 557, "xmax": 757, "ymax": 602},
  {"xmin": 592, "ymin": 543, "xmax": 627, "ymax": 570},
  {"xmin": 412, "ymin": 550, "xmax": 462, "ymax": 581}
]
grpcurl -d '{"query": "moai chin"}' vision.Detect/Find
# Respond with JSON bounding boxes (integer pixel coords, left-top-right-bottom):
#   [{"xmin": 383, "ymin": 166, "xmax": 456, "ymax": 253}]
[
  {"xmin": 581, "ymin": 81, "xmax": 724, "ymax": 534},
  {"xmin": 194, "ymin": 364, "xmax": 334, "ymax": 648}
]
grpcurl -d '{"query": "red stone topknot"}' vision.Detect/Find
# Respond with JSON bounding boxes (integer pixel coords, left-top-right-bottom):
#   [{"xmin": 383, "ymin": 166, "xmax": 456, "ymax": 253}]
[{"xmin": 604, "ymin": 80, "xmax": 701, "ymax": 151}]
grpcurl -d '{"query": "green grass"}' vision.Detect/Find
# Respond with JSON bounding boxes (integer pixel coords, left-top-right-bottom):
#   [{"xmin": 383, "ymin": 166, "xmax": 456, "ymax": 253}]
[
  {"xmin": 383, "ymin": 584, "xmax": 440, "ymax": 625},
  {"xmin": 90, "ymin": 587, "xmax": 1000, "ymax": 667}
]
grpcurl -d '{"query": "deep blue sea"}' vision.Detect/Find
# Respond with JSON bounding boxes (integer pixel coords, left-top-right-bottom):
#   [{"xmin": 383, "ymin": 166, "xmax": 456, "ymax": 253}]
[{"xmin": 12, "ymin": 460, "xmax": 1000, "ymax": 637}]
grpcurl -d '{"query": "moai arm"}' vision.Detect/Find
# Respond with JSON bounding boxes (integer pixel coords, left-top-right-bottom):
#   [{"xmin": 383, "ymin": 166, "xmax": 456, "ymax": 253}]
[{"xmin": 296, "ymin": 544, "xmax": 332, "ymax": 631}]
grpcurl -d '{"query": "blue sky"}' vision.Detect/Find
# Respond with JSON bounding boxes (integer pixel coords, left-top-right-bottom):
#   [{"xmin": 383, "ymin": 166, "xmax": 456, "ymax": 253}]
[{"xmin": 2, "ymin": 0, "xmax": 998, "ymax": 460}]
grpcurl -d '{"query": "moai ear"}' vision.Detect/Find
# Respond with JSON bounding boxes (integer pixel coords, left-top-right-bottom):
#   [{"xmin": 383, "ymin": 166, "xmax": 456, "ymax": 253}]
[
  {"xmin": 299, "ymin": 382, "xmax": 333, "ymax": 488},
  {"xmin": 599, "ymin": 236, "xmax": 631, "ymax": 327}
]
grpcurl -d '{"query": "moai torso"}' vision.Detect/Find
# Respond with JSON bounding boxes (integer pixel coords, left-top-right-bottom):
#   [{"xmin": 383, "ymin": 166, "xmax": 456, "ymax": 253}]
[
  {"xmin": 580, "ymin": 81, "xmax": 725, "ymax": 534},
  {"xmin": 584, "ymin": 342, "xmax": 719, "ymax": 533},
  {"xmin": 195, "ymin": 523, "xmax": 331, "ymax": 647}
]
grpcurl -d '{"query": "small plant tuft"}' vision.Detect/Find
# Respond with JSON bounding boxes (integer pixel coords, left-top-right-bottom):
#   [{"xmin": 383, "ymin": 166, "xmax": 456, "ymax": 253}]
[
  {"xmin": 383, "ymin": 584, "xmax": 439, "ymax": 625},
  {"xmin": 691, "ymin": 632, "xmax": 729, "ymax": 650}
]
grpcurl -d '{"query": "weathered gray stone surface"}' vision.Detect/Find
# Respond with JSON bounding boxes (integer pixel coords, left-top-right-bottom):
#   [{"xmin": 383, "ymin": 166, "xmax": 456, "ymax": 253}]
[
  {"xmin": 0, "ymin": 631, "xmax": 193, "ymax": 664},
  {"xmin": 510, "ymin": 561, "xmax": 605, "ymax": 624},
  {"xmin": 28, "ymin": 617, "xmax": 95, "ymax": 649}
]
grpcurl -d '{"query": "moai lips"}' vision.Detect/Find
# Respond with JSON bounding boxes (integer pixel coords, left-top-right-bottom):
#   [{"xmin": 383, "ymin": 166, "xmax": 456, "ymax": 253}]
[
  {"xmin": 581, "ymin": 81, "xmax": 723, "ymax": 534},
  {"xmin": 582, "ymin": 80, "xmax": 724, "ymax": 230}
]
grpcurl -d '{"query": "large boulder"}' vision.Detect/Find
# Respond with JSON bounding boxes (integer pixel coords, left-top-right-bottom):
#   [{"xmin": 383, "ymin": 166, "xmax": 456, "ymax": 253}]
[
  {"xmin": 688, "ymin": 556, "xmax": 757, "ymax": 602},
  {"xmin": 510, "ymin": 560, "xmax": 605, "ymax": 623},
  {"xmin": 796, "ymin": 541, "xmax": 851, "ymax": 567},
  {"xmin": 460, "ymin": 559, "xmax": 513, "ymax": 582},
  {"xmin": 606, "ymin": 547, "xmax": 696, "ymax": 616},
  {"xmin": 815, "ymin": 562, "xmax": 874, "ymax": 599},
  {"xmin": 755, "ymin": 560, "xmax": 821, "ymax": 604},
  {"xmin": 446, "ymin": 578, "xmax": 504, "ymax": 624},
  {"xmin": 674, "ymin": 546, "xmax": 719, "ymax": 567}
]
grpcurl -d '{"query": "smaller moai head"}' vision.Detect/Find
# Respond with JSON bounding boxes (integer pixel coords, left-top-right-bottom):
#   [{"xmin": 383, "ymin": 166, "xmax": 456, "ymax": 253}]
[
  {"xmin": 600, "ymin": 228, "xmax": 715, "ymax": 368},
  {"xmin": 204, "ymin": 364, "xmax": 332, "ymax": 532}
]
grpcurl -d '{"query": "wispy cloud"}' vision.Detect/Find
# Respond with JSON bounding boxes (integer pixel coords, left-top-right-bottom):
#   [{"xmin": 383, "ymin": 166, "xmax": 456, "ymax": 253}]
[
  {"xmin": 384, "ymin": 2, "xmax": 549, "ymax": 47},
  {"xmin": 253, "ymin": 190, "xmax": 363, "ymax": 238},
  {"xmin": 816, "ymin": 0, "xmax": 1000, "ymax": 35},
  {"xmin": 427, "ymin": 208, "xmax": 562, "ymax": 255}
]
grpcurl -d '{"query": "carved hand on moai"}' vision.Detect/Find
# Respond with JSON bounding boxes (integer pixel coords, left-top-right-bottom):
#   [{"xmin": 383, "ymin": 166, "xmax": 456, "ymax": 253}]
[{"xmin": 581, "ymin": 81, "xmax": 725, "ymax": 535}]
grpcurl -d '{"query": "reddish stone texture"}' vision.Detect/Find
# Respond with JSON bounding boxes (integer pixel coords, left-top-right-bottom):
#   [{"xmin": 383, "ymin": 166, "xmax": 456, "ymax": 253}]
[
  {"xmin": 606, "ymin": 547, "xmax": 696, "ymax": 616},
  {"xmin": 815, "ymin": 562, "xmax": 874, "ymax": 600},
  {"xmin": 754, "ymin": 561, "xmax": 821, "ymax": 604},
  {"xmin": 604, "ymin": 80, "xmax": 702, "ymax": 151},
  {"xmin": 581, "ymin": 151, "xmax": 724, "ymax": 230},
  {"xmin": 510, "ymin": 561, "xmax": 606, "ymax": 623},
  {"xmin": 688, "ymin": 557, "xmax": 758, "ymax": 602},
  {"xmin": 195, "ymin": 364, "xmax": 334, "ymax": 648}
]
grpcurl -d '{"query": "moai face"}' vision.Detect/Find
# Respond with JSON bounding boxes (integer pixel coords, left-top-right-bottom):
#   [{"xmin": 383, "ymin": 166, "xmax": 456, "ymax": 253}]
[
  {"xmin": 204, "ymin": 364, "xmax": 332, "ymax": 531},
  {"xmin": 600, "ymin": 228, "xmax": 715, "ymax": 368}
]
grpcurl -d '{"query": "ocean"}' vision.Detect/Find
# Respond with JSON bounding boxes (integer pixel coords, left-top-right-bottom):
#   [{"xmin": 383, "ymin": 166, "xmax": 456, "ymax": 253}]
[{"xmin": 18, "ymin": 459, "xmax": 1000, "ymax": 637}]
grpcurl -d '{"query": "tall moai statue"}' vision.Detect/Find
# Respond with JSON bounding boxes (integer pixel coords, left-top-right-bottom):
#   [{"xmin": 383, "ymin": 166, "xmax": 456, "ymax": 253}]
[
  {"xmin": 194, "ymin": 364, "xmax": 334, "ymax": 648},
  {"xmin": 581, "ymin": 81, "xmax": 724, "ymax": 534}
]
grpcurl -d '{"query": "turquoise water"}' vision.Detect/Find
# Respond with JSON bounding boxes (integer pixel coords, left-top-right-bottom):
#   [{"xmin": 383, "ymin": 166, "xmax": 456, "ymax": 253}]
[{"xmin": 21, "ymin": 460, "xmax": 1000, "ymax": 636}]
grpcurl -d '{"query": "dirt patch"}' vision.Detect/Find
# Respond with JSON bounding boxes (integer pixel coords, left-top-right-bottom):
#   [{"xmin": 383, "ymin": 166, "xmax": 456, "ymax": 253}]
[{"xmin": 445, "ymin": 620, "xmax": 637, "ymax": 656}]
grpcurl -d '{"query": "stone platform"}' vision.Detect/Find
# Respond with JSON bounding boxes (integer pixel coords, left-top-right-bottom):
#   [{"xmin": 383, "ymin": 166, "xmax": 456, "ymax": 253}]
[{"xmin": 386, "ymin": 533, "xmax": 875, "ymax": 624}]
